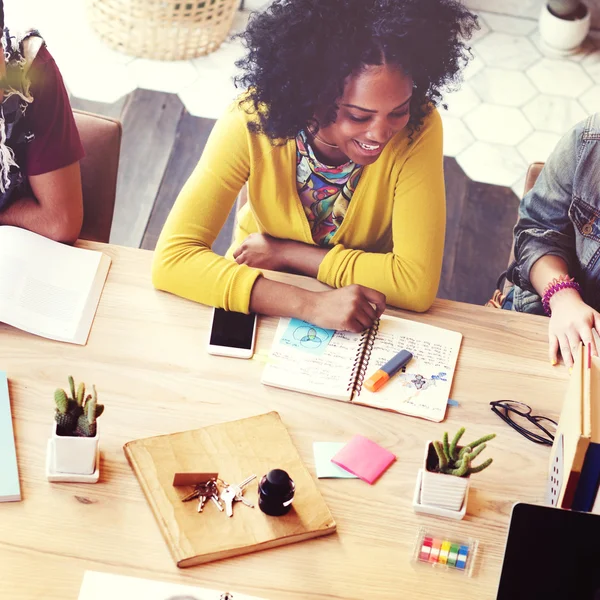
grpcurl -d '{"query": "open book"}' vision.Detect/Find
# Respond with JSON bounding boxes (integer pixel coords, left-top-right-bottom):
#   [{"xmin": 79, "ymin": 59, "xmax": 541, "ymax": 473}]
[
  {"xmin": 0, "ymin": 226, "xmax": 110, "ymax": 344},
  {"xmin": 261, "ymin": 315, "xmax": 462, "ymax": 422}
]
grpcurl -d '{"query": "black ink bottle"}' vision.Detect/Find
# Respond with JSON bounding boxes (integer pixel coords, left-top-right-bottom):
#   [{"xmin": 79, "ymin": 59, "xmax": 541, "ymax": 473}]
[{"xmin": 258, "ymin": 469, "xmax": 295, "ymax": 516}]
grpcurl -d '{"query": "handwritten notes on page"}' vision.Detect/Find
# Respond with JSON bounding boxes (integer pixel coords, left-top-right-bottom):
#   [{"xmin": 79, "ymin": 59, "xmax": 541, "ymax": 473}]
[
  {"xmin": 358, "ymin": 315, "xmax": 462, "ymax": 422},
  {"xmin": 261, "ymin": 317, "xmax": 363, "ymax": 402},
  {"xmin": 78, "ymin": 571, "xmax": 266, "ymax": 600}
]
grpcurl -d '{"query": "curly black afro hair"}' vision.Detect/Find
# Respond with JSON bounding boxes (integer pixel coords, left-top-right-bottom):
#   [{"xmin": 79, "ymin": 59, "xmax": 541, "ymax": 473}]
[{"xmin": 234, "ymin": 0, "xmax": 478, "ymax": 141}]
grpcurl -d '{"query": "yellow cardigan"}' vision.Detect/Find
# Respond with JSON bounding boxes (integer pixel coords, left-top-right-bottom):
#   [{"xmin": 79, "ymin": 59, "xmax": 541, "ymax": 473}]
[{"xmin": 152, "ymin": 101, "xmax": 445, "ymax": 314}]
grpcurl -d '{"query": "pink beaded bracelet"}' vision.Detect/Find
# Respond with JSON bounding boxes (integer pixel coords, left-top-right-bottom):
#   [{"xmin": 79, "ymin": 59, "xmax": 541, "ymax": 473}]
[{"xmin": 541, "ymin": 276, "xmax": 581, "ymax": 316}]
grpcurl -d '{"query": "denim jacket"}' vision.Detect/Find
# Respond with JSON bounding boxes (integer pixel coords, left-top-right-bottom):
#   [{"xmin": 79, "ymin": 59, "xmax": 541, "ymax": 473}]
[{"xmin": 507, "ymin": 113, "xmax": 600, "ymax": 314}]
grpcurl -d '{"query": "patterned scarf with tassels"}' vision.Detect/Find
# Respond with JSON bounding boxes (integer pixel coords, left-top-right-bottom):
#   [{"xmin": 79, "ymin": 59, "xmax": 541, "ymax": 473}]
[{"xmin": 0, "ymin": 28, "xmax": 41, "ymax": 212}]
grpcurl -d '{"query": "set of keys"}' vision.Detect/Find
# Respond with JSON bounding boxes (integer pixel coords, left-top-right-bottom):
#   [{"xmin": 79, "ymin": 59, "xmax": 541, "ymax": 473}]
[
  {"xmin": 181, "ymin": 479, "xmax": 223, "ymax": 512},
  {"xmin": 180, "ymin": 475, "xmax": 256, "ymax": 517}
]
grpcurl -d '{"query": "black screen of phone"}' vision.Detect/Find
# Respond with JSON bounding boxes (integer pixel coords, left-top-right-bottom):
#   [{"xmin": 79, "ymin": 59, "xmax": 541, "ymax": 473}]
[
  {"xmin": 497, "ymin": 503, "xmax": 600, "ymax": 600},
  {"xmin": 209, "ymin": 308, "xmax": 256, "ymax": 350}
]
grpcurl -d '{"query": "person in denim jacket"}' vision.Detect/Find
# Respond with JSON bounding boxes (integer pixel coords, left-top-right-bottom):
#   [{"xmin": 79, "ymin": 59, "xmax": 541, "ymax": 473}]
[{"xmin": 507, "ymin": 113, "xmax": 600, "ymax": 368}]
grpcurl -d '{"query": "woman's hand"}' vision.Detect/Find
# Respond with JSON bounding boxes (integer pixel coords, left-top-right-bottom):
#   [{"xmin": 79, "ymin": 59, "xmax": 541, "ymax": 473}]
[
  {"xmin": 303, "ymin": 284, "xmax": 387, "ymax": 332},
  {"xmin": 548, "ymin": 288, "xmax": 600, "ymax": 367},
  {"xmin": 233, "ymin": 233, "xmax": 289, "ymax": 271}
]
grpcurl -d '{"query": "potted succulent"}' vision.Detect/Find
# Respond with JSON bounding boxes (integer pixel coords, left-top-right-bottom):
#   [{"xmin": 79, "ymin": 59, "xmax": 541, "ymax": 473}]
[
  {"xmin": 414, "ymin": 427, "xmax": 495, "ymax": 519},
  {"xmin": 51, "ymin": 376, "xmax": 104, "ymax": 476},
  {"xmin": 539, "ymin": 0, "xmax": 591, "ymax": 55}
]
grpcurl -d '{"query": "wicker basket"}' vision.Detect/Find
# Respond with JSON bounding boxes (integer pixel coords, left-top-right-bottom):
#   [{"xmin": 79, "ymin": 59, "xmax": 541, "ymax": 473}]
[{"xmin": 87, "ymin": 0, "xmax": 240, "ymax": 60}]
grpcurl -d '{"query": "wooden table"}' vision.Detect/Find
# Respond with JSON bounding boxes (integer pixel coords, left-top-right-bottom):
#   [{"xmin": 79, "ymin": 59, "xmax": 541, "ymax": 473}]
[{"xmin": 0, "ymin": 242, "xmax": 568, "ymax": 600}]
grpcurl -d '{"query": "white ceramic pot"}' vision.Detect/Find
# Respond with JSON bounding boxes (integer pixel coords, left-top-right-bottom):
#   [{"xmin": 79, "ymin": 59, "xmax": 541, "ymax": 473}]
[
  {"xmin": 52, "ymin": 423, "xmax": 98, "ymax": 475},
  {"xmin": 539, "ymin": 2, "xmax": 591, "ymax": 56},
  {"xmin": 420, "ymin": 441, "xmax": 470, "ymax": 512}
]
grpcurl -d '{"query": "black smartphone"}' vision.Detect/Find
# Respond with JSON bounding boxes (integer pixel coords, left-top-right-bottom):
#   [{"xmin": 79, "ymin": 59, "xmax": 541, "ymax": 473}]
[
  {"xmin": 207, "ymin": 307, "xmax": 257, "ymax": 359},
  {"xmin": 496, "ymin": 502, "xmax": 600, "ymax": 599}
]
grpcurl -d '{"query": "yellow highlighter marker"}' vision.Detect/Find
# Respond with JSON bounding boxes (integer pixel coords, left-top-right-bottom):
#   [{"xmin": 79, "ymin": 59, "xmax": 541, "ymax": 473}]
[{"xmin": 364, "ymin": 349, "xmax": 413, "ymax": 392}]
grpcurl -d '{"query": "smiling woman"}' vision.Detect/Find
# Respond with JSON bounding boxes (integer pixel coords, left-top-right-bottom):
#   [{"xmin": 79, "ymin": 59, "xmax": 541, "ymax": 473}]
[{"xmin": 152, "ymin": 0, "xmax": 478, "ymax": 333}]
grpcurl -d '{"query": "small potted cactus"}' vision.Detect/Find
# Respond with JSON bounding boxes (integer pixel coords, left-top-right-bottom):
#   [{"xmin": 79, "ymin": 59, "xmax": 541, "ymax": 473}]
[
  {"xmin": 51, "ymin": 376, "xmax": 104, "ymax": 476},
  {"xmin": 415, "ymin": 427, "xmax": 495, "ymax": 519}
]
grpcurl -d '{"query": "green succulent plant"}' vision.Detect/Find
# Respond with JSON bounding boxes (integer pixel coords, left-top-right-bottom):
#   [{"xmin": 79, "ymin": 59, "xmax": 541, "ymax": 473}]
[
  {"xmin": 54, "ymin": 376, "xmax": 104, "ymax": 437},
  {"xmin": 431, "ymin": 427, "xmax": 495, "ymax": 477}
]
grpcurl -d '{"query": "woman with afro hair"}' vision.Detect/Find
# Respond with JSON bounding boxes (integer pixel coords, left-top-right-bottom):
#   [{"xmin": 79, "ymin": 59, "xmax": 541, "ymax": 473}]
[{"xmin": 153, "ymin": 0, "xmax": 477, "ymax": 333}]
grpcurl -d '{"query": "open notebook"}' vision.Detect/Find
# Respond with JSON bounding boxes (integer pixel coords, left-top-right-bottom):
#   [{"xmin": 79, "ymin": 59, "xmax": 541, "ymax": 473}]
[
  {"xmin": 262, "ymin": 315, "xmax": 462, "ymax": 422},
  {"xmin": 0, "ymin": 226, "xmax": 111, "ymax": 344}
]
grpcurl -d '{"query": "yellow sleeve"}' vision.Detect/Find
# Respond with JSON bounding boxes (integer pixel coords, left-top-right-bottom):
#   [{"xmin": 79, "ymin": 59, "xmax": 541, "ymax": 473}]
[
  {"xmin": 151, "ymin": 103, "xmax": 262, "ymax": 313},
  {"xmin": 317, "ymin": 110, "xmax": 445, "ymax": 312}
]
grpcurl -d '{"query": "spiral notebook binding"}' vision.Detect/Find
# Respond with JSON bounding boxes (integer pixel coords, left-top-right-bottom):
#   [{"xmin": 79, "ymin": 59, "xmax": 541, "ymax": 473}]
[{"xmin": 346, "ymin": 319, "xmax": 380, "ymax": 398}]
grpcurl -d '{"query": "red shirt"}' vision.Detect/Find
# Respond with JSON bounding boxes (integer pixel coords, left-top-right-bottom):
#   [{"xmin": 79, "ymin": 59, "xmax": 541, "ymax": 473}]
[{"xmin": 24, "ymin": 45, "xmax": 84, "ymax": 176}]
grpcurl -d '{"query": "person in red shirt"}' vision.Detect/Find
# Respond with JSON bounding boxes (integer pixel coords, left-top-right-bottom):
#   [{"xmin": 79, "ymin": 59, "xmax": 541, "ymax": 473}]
[{"xmin": 0, "ymin": 0, "xmax": 84, "ymax": 242}]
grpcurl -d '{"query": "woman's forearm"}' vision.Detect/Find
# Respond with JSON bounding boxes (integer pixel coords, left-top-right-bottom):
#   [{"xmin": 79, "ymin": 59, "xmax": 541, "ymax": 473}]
[
  {"xmin": 529, "ymin": 255, "xmax": 571, "ymax": 297},
  {"xmin": 0, "ymin": 195, "xmax": 77, "ymax": 243},
  {"xmin": 249, "ymin": 275, "xmax": 314, "ymax": 319},
  {"xmin": 280, "ymin": 241, "xmax": 328, "ymax": 277}
]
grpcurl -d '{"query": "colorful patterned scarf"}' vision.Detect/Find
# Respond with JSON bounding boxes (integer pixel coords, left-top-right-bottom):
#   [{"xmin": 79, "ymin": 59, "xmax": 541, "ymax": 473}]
[
  {"xmin": 296, "ymin": 129, "xmax": 363, "ymax": 246},
  {"xmin": 0, "ymin": 28, "xmax": 40, "ymax": 211}
]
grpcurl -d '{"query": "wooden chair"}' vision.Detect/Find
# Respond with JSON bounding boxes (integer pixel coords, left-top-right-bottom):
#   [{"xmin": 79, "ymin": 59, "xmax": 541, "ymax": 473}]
[
  {"xmin": 506, "ymin": 162, "xmax": 545, "ymax": 268},
  {"xmin": 494, "ymin": 161, "xmax": 545, "ymax": 300},
  {"xmin": 73, "ymin": 110, "xmax": 123, "ymax": 243}
]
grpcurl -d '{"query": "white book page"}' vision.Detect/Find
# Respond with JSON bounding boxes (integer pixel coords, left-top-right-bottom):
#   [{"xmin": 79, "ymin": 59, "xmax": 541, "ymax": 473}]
[
  {"xmin": 261, "ymin": 317, "xmax": 364, "ymax": 402},
  {"xmin": 78, "ymin": 571, "xmax": 266, "ymax": 600},
  {"xmin": 0, "ymin": 226, "xmax": 102, "ymax": 343},
  {"xmin": 356, "ymin": 315, "xmax": 462, "ymax": 422}
]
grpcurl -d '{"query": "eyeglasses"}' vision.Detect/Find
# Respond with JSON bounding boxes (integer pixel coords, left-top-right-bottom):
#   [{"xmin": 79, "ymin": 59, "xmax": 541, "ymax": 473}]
[{"xmin": 490, "ymin": 400, "xmax": 557, "ymax": 446}]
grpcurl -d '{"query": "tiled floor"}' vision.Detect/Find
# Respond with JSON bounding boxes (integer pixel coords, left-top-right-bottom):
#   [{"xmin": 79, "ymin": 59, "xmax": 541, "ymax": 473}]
[{"xmin": 7, "ymin": 1, "xmax": 599, "ymax": 195}]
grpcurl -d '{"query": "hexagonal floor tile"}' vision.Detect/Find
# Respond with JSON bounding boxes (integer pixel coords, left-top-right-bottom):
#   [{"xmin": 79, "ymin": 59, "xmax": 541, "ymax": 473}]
[
  {"xmin": 470, "ymin": 15, "xmax": 490, "ymax": 44},
  {"xmin": 457, "ymin": 141, "xmax": 526, "ymax": 187},
  {"xmin": 511, "ymin": 173, "xmax": 527, "ymax": 200},
  {"xmin": 469, "ymin": 68, "xmax": 537, "ymax": 106},
  {"xmin": 442, "ymin": 83, "xmax": 480, "ymax": 118},
  {"xmin": 517, "ymin": 131, "xmax": 561, "ymax": 164},
  {"xmin": 522, "ymin": 96, "xmax": 587, "ymax": 134},
  {"xmin": 581, "ymin": 48, "xmax": 600, "ymax": 83},
  {"xmin": 526, "ymin": 58, "xmax": 592, "ymax": 98},
  {"xmin": 478, "ymin": 11, "xmax": 537, "ymax": 36},
  {"xmin": 580, "ymin": 84, "xmax": 600, "ymax": 113},
  {"xmin": 464, "ymin": 104, "xmax": 532, "ymax": 146},
  {"xmin": 531, "ymin": 32, "xmax": 596, "ymax": 62},
  {"xmin": 127, "ymin": 58, "xmax": 199, "ymax": 94},
  {"xmin": 60, "ymin": 58, "xmax": 137, "ymax": 104},
  {"xmin": 474, "ymin": 32, "xmax": 541, "ymax": 70},
  {"xmin": 440, "ymin": 114, "xmax": 474, "ymax": 157},
  {"xmin": 463, "ymin": 53, "xmax": 486, "ymax": 81},
  {"xmin": 192, "ymin": 40, "xmax": 246, "ymax": 75},
  {"xmin": 178, "ymin": 69, "xmax": 239, "ymax": 119}
]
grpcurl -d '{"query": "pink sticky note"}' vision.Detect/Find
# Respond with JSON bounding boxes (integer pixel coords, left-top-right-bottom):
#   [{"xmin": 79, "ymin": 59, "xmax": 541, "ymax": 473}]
[{"xmin": 331, "ymin": 435, "xmax": 396, "ymax": 484}]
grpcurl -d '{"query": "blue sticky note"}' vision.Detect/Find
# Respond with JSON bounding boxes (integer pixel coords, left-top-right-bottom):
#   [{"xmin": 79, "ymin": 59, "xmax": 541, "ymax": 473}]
[
  {"xmin": 313, "ymin": 442, "xmax": 358, "ymax": 479},
  {"xmin": 278, "ymin": 318, "xmax": 335, "ymax": 356},
  {"xmin": 0, "ymin": 372, "xmax": 21, "ymax": 502},
  {"xmin": 448, "ymin": 398, "xmax": 459, "ymax": 407}
]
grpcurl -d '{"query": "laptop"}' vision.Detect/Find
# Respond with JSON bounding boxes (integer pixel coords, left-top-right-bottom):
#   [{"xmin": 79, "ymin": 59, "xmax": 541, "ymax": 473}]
[{"xmin": 497, "ymin": 502, "xmax": 600, "ymax": 599}]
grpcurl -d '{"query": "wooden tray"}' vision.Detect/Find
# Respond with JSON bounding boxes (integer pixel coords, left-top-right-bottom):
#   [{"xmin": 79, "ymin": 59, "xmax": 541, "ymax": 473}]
[{"xmin": 124, "ymin": 411, "xmax": 336, "ymax": 567}]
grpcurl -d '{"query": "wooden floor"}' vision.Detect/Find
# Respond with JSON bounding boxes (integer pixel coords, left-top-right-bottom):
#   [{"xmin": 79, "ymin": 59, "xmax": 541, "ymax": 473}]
[{"xmin": 71, "ymin": 89, "xmax": 520, "ymax": 306}]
